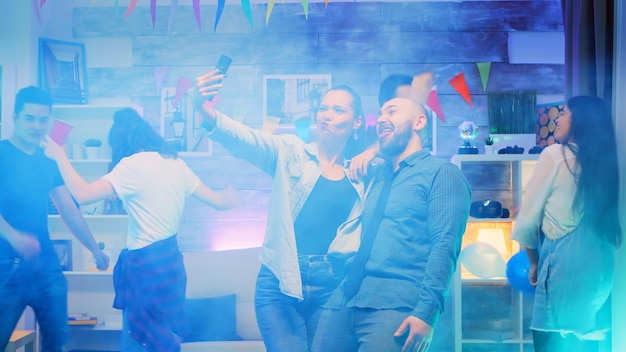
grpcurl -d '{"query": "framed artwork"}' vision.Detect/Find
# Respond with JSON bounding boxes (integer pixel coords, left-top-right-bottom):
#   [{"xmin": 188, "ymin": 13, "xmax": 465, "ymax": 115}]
[
  {"xmin": 39, "ymin": 38, "xmax": 88, "ymax": 104},
  {"xmin": 263, "ymin": 74, "xmax": 331, "ymax": 126},
  {"xmin": 52, "ymin": 239, "xmax": 73, "ymax": 271}
]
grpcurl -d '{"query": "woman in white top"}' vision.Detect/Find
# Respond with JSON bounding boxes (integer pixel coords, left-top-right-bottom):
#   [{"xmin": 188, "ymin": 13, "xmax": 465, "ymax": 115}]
[
  {"xmin": 512, "ymin": 96, "xmax": 622, "ymax": 352},
  {"xmin": 43, "ymin": 108, "xmax": 238, "ymax": 352}
]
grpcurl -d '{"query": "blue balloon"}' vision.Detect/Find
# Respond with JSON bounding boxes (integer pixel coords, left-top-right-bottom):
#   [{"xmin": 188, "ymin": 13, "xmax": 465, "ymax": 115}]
[{"xmin": 506, "ymin": 251, "xmax": 535, "ymax": 294}]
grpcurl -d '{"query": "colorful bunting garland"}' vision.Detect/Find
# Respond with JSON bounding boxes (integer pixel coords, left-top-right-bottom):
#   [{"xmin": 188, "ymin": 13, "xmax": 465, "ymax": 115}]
[
  {"xmin": 449, "ymin": 72, "xmax": 472, "ymax": 107},
  {"xmin": 476, "ymin": 62, "xmax": 491, "ymax": 91}
]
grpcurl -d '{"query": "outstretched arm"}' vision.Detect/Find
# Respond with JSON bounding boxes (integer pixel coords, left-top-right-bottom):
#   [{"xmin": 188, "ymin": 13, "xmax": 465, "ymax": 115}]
[
  {"xmin": 50, "ymin": 186, "xmax": 109, "ymax": 270},
  {"xmin": 42, "ymin": 137, "xmax": 115, "ymax": 204},
  {"xmin": 192, "ymin": 183, "xmax": 239, "ymax": 210}
]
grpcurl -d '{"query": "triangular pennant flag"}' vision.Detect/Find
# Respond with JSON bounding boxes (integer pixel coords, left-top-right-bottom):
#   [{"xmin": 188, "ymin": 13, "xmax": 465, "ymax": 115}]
[
  {"xmin": 476, "ymin": 62, "xmax": 491, "ymax": 92},
  {"xmin": 131, "ymin": 103, "xmax": 144, "ymax": 118},
  {"xmin": 449, "ymin": 72, "xmax": 472, "ymax": 106},
  {"xmin": 205, "ymin": 95, "xmax": 221, "ymax": 109},
  {"xmin": 154, "ymin": 66, "xmax": 168, "ymax": 94},
  {"xmin": 91, "ymin": 0, "xmax": 97, "ymax": 7},
  {"xmin": 168, "ymin": 0, "xmax": 179, "ymax": 33},
  {"xmin": 242, "ymin": 0, "xmax": 254, "ymax": 28},
  {"xmin": 193, "ymin": 0, "xmax": 201, "ymax": 31},
  {"xmin": 124, "ymin": 0, "xmax": 138, "ymax": 19},
  {"xmin": 294, "ymin": 119, "xmax": 311, "ymax": 142},
  {"xmin": 33, "ymin": 0, "xmax": 42, "ymax": 24},
  {"xmin": 214, "ymin": 0, "xmax": 225, "ymax": 32},
  {"xmin": 40, "ymin": 0, "xmax": 46, "ymax": 7},
  {"xmin": 263, "ymin": 116, "xmax": 281, "ymax": 134},
  {"xmin": 150, "ymin": 0, "xmax": 157, "ymax": 29},
  {"xmin": 172, "ymin": 76, "xmax": 193, "ymax": 108},
  {"xmin": 115, "ymin": 0, "xmax": 119, "ymax": 16},
  {"xmin": 301, "ymin": 0, "xmax": 309, "ymax": 19},
  {"xmin": 364, "ymin": 113, "xmax": 377, "ymax": 129},
  {"xmin": 233, "ymin": 106, "xmax": 248, "ymax": 123},
  {"xmin": 325, "ymin": 0, "xmax": 329, "ymax": 7},
  {"xmin": 426, "ymin": 88, "xmax": 446, "ymax": 124},
  {"xmin": 266, "ymin": 0, "xmax": 275, "ymax": 26}
]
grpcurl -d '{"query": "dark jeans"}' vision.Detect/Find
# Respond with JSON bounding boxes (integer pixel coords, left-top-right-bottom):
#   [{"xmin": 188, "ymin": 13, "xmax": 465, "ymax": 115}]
[
  {"xmin": 0, "ymin": 254, "xmax": 68, "ymax": 352},
  {"xmin": 311, "ymin": 304, "xmax": 410, "ymax": 352},
  {"xmin": 255, "ymin": 255, "xmax": 343, "ymax": 352},
  {"xmin": 533, "ymin": 330, "xmax": 599, "ymax": 352}
]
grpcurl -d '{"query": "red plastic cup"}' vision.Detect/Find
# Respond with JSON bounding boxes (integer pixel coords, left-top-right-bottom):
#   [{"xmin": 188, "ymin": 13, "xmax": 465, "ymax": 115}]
[{"xmin": 49, "ymin": 119, "xmax": 73, "ymax": 145}]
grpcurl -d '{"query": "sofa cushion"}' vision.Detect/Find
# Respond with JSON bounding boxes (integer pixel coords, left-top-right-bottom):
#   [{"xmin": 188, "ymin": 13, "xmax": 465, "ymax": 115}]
[{"xmin": 181, "ymin": 294, "xmax": 243, "ymax": 342}]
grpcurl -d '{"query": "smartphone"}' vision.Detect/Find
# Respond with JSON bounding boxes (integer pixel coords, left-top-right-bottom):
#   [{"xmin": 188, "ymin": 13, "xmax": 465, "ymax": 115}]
[
  {"xmin": 49, "ymin": 119, "xmax": 73, "ymax": 145},
  {"xmin": 215, "ymin": 54, "xmax": 232, "ymax": 75},
  {"xmin": 208, "ymin": 54, "xmax": 232, "ymax": 101}
]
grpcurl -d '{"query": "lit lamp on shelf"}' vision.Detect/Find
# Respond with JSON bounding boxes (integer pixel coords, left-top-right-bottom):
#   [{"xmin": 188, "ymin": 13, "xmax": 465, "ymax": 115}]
[
  {"xmin": 458, "ymin": 120, "xmax": 479, "ymax": 154},
  {"xmin": 170, "ymin": 111, "xmax": 186, "ymax": 139},
  {"xmin": 460, "ymin": 221, "xmax": 515, "ymax": 279}
]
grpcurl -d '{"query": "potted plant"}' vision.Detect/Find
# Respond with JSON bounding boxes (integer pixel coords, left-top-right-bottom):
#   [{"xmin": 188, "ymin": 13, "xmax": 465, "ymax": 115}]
[
  {"xmin": 487, "ymin": 90, "xmax": 537, "ymax": 153},
  {"xmin": 484, "ymin": 136, "xmax": 496, "ymax": 154},
  {"xmin": 83, "ymin": 138, "xmax": 102, "ymax": 160}
]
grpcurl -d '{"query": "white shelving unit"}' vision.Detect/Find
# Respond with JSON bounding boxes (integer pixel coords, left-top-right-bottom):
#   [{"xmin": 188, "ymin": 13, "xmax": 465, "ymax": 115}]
[
  {"xmin": 52, "ymin": 101, "xmax": 130, "ymax": 160},
  {"xmin": 47, "ymin": 104, "xmax": 131, "ymax": 351},
  {"xmin": 450, "ymin": 153, "xmax": 539, "ymax": 352}
]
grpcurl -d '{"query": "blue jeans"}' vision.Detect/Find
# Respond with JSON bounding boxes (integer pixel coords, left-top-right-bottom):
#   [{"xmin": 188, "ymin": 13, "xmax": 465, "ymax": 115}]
[
  {"xmin": 255, "ymin": 255, "xmax": 343, "ymax": 352},
  {"xmin": 0, "ymin": 253, "xmax": 68, "ymax": 352},
  {"xmin": 311, "ymin": 304, "xmax": 410, "ymax": 352}
]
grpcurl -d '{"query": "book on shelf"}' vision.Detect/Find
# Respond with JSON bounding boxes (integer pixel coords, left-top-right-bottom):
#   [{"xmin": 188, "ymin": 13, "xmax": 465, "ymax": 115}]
[{"xmin": 68, "ymin": 313, "xmax": 98, "ymax": 326}]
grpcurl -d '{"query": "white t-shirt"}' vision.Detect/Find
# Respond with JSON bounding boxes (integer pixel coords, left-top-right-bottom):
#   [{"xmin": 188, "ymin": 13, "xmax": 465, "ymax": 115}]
[
  {"xmin": 512, "ymin": 144, "xmax": 580, "ymax": 249},
  {"xmin": 102, "ymin": 152, "xmax": 200, "ymax": 250}
]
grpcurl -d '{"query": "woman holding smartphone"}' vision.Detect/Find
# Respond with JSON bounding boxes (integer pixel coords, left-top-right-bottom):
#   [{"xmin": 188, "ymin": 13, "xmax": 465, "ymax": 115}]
[{"xmin": 192, "ymin": 69, "xmax": 368, "ymax": 352}]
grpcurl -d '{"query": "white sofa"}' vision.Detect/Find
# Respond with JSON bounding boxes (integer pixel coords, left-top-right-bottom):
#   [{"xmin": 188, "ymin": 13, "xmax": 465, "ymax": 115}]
[{"xmin": 181, "ymin": 247, "xmax": 266, "ymax": 352}]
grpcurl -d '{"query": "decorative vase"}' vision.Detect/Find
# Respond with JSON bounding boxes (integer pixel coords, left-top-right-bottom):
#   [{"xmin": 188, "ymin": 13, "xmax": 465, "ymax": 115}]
[
  {"xmin": 484, "ymin": 145, "xmax": 495, "ymax": 155},
  {"xmin": 85, "ymin": 146, "xmax": 100, "ymax": 160}
]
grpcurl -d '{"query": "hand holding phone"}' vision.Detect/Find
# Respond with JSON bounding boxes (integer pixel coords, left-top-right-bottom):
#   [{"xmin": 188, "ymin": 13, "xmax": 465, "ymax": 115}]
[
  {"xmin": 49, "ymin": 119, "xmax": 73, "ymax": 145},
  {"xmin": 208, "ymin": 54, "xmax": 232, "ymax": 102}
]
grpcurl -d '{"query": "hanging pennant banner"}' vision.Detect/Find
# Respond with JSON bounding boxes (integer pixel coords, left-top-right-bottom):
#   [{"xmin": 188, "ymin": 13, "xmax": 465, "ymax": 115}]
[
  {"xmin": 266, "ymin": 0, "xmax": 275, "ymax": 26},
  {"xmin": 154, "ymin": 66, "xmax": 168, "ymax": 94},
  {"xmin": 168, "ymin": 0, "xmax": 179, "ymax": 32},
  {"xmin": 150, "ymin": 0, "xmax": 157, "ymax": 29},
  {"xmin": 193, "ymin": 0, "xmax": 202, "ymax": 31},
  {"xmin": 263, "ymin": 116, "xmax": 281, "ymax": 134},
  {"xmin": 116, "ymin": 0, "xmax": 119, "ymax": 15},
  {"xmin": 173, "ymin": 76, "xmax": 193, "ymax": 108},
  {"xmin": 476, "ymin": 62, "xmax": 492, "ymax": 92},
  {"xmin": 449, "ymin": 72, "xmax": 472, "ymax": 107},
  {"xmin": 426, "ymin": 88, "xmax": 446, "ymax": 124},
  {"xmin": 214, "ymin": 0, "xmax": 225, "ymax": 32},
  {"xmin": 40, "ymin": 0, "xmax": 46, "ymax": 7},
  {"xmin": 242, "ymin": 0, "xmax": 254, "ymax": 28},
  {"xmin": 125, "ymin": 0, "xmax": 138, "ymax": 19},
  {"xmin": 131, "ymin": 103, "xmax": 144, "ymax": 118},
  {"xmin": 233, "ymin": 105, "xmax": 248, "ymax": 123},
  {"xmin": 301, "ymin": 0, "xmax": 309, "ymax": 19},
  {"xmin": 33, "ymin": 0, "xmax": 43, "ymax": 24}
]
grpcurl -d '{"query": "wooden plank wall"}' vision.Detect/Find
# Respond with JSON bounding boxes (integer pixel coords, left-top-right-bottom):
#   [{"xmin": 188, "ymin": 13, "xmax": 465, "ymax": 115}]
[
  {"xmin": 69, "ymin": 1, "xmax": 563, "ymax": 251},
  {"xmin": 75, "ymin": 1, "xmax": 564, "ymax": 157}
]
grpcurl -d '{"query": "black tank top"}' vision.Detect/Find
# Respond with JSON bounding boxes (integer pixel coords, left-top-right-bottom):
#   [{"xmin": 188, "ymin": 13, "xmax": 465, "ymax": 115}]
[{"xmin": 294, "ymin": 175, "xmax": 358, "ymax": 255}]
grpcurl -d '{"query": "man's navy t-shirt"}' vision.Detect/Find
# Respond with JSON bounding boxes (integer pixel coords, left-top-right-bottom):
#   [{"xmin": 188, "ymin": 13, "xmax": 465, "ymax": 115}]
[{"xmin": 0, "ymin": 140, "xmax": 64, "ymax": 260}]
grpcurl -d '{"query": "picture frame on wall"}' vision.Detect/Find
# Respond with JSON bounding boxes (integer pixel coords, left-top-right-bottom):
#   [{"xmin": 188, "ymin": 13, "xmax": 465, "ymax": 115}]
[
  {"xmin": 52, "ymin": 239, "xmax": 73, "ymax": 271},
  {"xmin": 263, "ymin": 74, "xmax": 331, "ymax": 126},
  {"xmin": 39, "ymin": 38, "xmax": 88, "ymax": 104}
]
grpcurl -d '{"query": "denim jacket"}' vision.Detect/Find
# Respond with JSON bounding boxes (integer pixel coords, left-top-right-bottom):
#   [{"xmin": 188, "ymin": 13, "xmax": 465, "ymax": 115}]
[{"xmin": 207, "ymin": 111, "xmax": 365, "ymax": 300}]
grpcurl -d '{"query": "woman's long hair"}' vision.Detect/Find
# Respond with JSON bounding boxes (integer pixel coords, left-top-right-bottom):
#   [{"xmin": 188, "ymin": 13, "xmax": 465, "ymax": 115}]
[
  {"xmin": 321, "ymin": 85, "xmax": 366, "ymax": 159},
  {"xmin": 107, "ymin": 108, "xmax": 177, "ymax": 169},
  {"xmin": 564, "ymin": 96, "xmax": 622, "ymax": 247}
]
